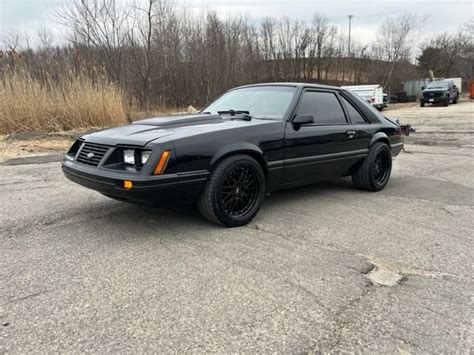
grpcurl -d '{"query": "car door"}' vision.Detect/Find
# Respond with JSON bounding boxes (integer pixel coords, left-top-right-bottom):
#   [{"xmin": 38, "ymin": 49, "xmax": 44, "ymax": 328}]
[{"xmin": 281, "ymin": 89, "xmax": 367, "ymax": 186}]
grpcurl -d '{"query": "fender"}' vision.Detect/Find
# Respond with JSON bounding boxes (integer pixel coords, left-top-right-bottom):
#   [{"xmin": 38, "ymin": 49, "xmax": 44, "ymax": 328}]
[
  {"xmin": 369, "ymin": 131, "xmax": 390, "ymax": 148},
  {"xmin": 210, "ymin": 142, "xmax": 266, "ymax": 168}
]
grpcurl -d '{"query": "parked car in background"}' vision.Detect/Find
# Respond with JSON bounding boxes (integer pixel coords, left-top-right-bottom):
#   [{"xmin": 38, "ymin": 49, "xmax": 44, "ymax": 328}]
[
  {"xmin": 63, "ymin": 83, "xmax": 404, "ymax": 227},
  {"xmin": 420, "ymin": 80, "xmax": 459, "ymax": 107},
  {"xmin": 445, "ymin": 78, "xmax": 462, "ymax": 94},
  {"xmin": 403, "ymin": 77, "xmax": 462, "ymax": 98},
  {"xmin": 342, "ymin": 85, "xmax": 387, "ymax": 111}
]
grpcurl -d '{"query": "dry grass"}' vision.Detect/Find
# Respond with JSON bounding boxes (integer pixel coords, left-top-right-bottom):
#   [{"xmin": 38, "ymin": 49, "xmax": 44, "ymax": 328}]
[
  {"xmin": 0, "ymin": 68, "xmax": 192, "ymax": 135},
  {"xmin": 0, "ymin": 69, "xmax": 128, "ymax": 134}
]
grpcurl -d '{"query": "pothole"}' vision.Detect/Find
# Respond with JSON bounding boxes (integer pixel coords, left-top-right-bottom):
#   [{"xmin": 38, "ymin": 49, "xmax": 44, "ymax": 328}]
[{"xmin": 365, "ymin": 266, "xmax": 405, "ymax": 287}]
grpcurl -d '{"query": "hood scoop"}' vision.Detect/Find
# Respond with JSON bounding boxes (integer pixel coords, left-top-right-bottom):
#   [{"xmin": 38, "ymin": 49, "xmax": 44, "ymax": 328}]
[{"xmin": 133, "ymin": 113, "xmax": 223, "ymax": 127}]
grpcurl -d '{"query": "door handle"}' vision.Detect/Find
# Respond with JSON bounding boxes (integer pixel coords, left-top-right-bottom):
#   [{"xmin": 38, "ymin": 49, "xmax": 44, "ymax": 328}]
[{"xmin": 346, "ymin": 130, "xmax": 356, "ymax": 139}]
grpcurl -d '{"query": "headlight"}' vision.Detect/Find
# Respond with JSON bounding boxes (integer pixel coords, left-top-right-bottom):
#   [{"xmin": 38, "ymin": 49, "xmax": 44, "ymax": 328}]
[
  {"xmin": 141, "ymin": 150, "xmax": 152, "ymax": 165},
  {"xmin": 123, "ymin": 149, "xmax": 152, "ymax": 166},
  {"xmin": 123, "ymin": 149, "xmax": 135, "ymax": 165}
]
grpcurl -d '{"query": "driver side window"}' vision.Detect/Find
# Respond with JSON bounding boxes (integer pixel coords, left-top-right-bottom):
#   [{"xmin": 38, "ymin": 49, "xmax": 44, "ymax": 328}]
[{"xmin": 296, "ymin": 91, "xmax": 347, "ymax": 125}]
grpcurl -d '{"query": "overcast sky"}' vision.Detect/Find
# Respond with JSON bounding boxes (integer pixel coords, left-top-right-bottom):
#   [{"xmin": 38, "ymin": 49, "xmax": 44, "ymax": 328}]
[{"xmin": 0, "ymin": 0, "xmax": 472, "ymax": 47}]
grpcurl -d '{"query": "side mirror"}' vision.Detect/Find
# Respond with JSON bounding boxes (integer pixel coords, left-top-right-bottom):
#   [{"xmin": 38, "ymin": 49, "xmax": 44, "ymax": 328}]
[
  {"xmin": 453, "ymin": 85, "xmax": 457, "ymax": 89},
  {"xmin": 421, "ymin": 86, "xmax": 425, "ymax": 90},
  {"xmin": 293, "ymin": 114, "xmax": 315, "ymax": 125}
]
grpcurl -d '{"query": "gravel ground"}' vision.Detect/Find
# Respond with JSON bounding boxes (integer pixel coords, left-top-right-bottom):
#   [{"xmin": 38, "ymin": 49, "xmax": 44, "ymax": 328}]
[{"xmin": 1, "ymin": 100, "xmax": 473, "ymax": 352}]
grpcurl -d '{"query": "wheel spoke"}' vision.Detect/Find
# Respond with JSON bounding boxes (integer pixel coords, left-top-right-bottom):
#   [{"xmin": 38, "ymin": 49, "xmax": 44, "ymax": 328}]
[
  {"xmin": 219, "ymin": 163, "xmax": 259, "ymax": 217},
  {"xmin": 222, "ymin": 193, "xmax": 233, "ymax": 203},
  {"xmin": 373, "ymin": 152, "xmax": 389, "ymax": 184}
]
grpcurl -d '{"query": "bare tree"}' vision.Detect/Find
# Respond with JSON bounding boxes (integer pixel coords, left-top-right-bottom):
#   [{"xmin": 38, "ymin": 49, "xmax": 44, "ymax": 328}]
[
  {"xmin": 37, "ymin": 26, "xmax": 54, "ymax": 52},
  {"xmin": 312, "ymin": 13, "xmax": 328, "ymax": 81},
  {"xmin": 376, "ymin": 13, "xmax": 425, "ymax": 89},
  {"xmin": 1, "ymin": 5, "xmax": 448, "ymax": 114},
  {"xmin": 127, "ymin": 0, "xmax": 160, "ymax": 110},
  {"xmin": 1, "ymin": 29, "xmax": 23, "ymax": 51},
  {"xmin": 58, "ymin": 0, "xmax": 129, "ymax": 82},
  {"xmin": 418, "ymin": 24, "xmax": 473, "ymax": 84}
]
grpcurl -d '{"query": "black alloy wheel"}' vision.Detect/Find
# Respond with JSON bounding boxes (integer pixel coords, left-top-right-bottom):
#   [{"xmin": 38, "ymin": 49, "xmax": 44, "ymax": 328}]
[
  {"xmin": 198, "ymin": 154, "xmax": 265, "ymax": 227},
  {"xmin": 372, "ymin": 150, "xmax": 390, "ymax": 186},
  {"xmin": 352, "ymin": 142, "xmax": 392, "ymax": 191},
  {"xmin": 220, "ymin": 165, "xmax": 259, "ymax": 217}
]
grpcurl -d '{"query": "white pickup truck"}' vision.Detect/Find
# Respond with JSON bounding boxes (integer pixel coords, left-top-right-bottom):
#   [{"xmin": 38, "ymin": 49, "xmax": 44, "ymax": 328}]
[{"xmin": 342, "ymin": 84, "xmax": 387, "ymax": 111}]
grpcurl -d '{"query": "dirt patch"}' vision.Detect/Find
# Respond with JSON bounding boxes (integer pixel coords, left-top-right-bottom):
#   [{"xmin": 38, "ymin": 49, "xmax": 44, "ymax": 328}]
[
  {"xmin": 0, "ymin": 134, "xmax": 73, "ymax": 162},
  {"xmin": 0, "ymin": 129, "xmax": 108, "ymax": 162}
]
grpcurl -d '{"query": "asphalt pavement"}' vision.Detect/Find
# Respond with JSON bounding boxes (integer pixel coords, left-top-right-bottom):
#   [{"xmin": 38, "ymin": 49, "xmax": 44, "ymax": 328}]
[{"xmin": 1, "ymin": 101, "xmax": 473, "ymax": 352}]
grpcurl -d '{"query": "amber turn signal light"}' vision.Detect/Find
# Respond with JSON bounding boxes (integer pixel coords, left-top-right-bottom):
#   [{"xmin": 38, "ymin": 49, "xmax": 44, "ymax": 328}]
[
  {"xmin": 123, "ymin": 180, "xmax": 133, "ymax": 190},
  {"xmin": 153, "ymin": 150, "xmax": 171, "ymax": 175}
]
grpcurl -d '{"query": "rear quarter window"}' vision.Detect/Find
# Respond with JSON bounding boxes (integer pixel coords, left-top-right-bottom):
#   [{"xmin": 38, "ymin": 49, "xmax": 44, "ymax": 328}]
[
  {"xmin": 343, "ymin": 90, "xmax": 382, "ymax": 124},
  {"xmin": 340, "ymin": 96, "xmax": 368, "ymax": 124}
]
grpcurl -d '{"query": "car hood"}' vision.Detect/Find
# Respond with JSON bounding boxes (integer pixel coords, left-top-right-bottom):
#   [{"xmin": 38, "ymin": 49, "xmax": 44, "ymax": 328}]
[{"xmin": 82, "ymin": 113, "xmax": 270, "ymax": 146}]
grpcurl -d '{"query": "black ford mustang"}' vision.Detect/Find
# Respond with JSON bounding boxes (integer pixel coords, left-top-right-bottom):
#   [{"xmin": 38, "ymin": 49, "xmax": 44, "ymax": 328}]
[{"xmin": 63, "ymin": 83, "xmax": 403, "ymax": 226}]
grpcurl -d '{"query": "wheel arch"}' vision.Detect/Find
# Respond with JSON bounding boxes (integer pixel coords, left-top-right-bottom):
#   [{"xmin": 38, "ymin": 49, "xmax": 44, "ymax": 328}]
[
  {"xmin": 209, "ymin": 143, "xmax": 268, "ymax": 176},
  {"xmin": 369, "ymin": 132, "xmax": 391, "ymax": 148}
]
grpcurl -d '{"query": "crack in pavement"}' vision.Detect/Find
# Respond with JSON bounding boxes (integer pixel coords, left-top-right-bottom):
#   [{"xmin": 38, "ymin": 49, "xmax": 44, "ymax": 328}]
[
  {"xmin": 247, "ymin": 223, "xmax": 473, "ymax": 283},
  {"xmin": 7, "ymin": 291, "xmax": 46, "ymax": 304}
]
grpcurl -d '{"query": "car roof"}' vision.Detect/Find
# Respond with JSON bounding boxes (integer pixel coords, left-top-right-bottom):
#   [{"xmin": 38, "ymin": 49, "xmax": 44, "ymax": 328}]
[{"xmin": 232, "ymin": 82, "xmax": 342, "ymax": 91}]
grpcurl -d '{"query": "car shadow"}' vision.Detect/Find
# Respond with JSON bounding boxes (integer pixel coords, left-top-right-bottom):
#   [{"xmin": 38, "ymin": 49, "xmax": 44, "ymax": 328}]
[
  {"xmin": 68, "ymin": 176, "xmax": 414, "ymax": 238},
  {"xmin": 263, "ymin": 178, "xmax": 356, "ymax": 206},
  {"xmin": 99, "ymin": 178, "xmax": 358, "ymax": 224}
]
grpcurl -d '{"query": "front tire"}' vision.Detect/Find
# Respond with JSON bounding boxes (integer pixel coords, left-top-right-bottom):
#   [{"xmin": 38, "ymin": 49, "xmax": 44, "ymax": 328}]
[
  {"xmin": 453, "ymin": 95, "xmax": 459, "ymax": 104},
  {"xmin": 352, "ymin": 142, "xmax": 392, "ymax": 191},
  {"xmin": 198, "ymin": 155, "xmax": 265, "ymax": 227}
]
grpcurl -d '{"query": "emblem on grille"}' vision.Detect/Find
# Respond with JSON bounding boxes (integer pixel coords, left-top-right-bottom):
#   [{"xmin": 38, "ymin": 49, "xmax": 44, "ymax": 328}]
[{"xmin": 86, "ymin": 152, "xmax": 95, "ymax": 158}]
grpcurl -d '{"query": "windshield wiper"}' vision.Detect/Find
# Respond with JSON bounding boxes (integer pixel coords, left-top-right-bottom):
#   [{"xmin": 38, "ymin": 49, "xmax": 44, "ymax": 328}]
[{"xmin": 218, "ymin": 110, "xmax": 252, "ymax": 121}]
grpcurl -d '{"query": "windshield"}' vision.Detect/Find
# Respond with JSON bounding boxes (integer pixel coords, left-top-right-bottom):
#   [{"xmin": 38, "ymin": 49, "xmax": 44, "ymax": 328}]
[
  {"xmin": 426, "ymin": 81, "xmax": 449, "ymax": 89},
  {"xmin": 203, "ymin": 86, "xmax": 297, "ymax": 120}
]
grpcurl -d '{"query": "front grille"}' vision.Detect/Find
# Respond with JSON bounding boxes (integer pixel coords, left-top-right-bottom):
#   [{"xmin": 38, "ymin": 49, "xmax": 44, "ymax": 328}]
[
  {"xmin": 76, "ymin": 142, "xmax": 110, "ymax": 166},
  {"xmin": 423, "ymin": 91, "xmax": 443, "ymax": 98}
]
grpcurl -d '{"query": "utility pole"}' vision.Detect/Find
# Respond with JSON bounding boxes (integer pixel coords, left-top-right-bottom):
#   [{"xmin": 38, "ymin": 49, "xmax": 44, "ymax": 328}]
[{"xmin": 348, "ymin": 14, "xmax": 354, "ymax": 57}]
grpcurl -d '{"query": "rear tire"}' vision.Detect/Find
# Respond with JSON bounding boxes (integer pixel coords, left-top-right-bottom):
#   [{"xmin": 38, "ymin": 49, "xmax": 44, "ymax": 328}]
[
  {"xmin": 420, "ymin": 101, "xmax": 425, "ymax": 107},
  {"xmin": 352, "ymin": 142, "xmax": 392, "ymax": 191},
  {"xmin": 198, "ymin": 154, "xmax": 265, "ymax": 227}
]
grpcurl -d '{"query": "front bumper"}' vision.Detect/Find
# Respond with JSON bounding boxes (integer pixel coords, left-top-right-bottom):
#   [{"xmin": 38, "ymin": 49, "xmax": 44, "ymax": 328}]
[
  {"xmin": 62, "ymin": 160, "xmax": 208, "ymax": 206},
  {"xmin": 421, "ymin": 96, "xmax": 447, "ymax": 104}
]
